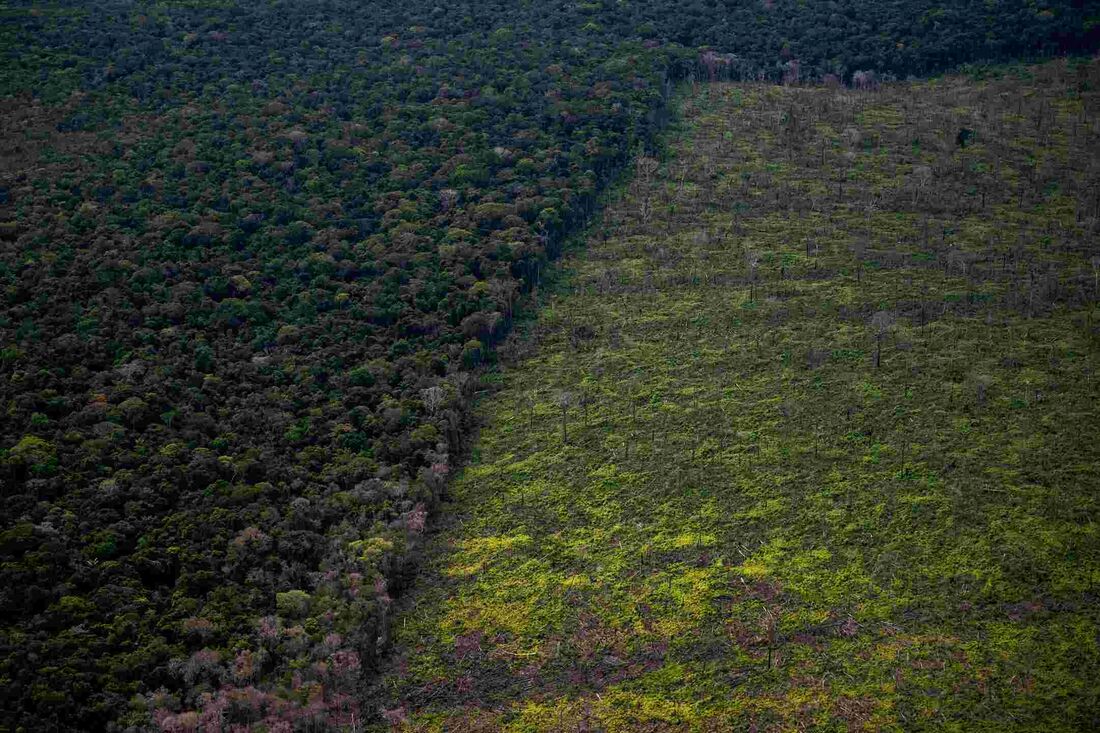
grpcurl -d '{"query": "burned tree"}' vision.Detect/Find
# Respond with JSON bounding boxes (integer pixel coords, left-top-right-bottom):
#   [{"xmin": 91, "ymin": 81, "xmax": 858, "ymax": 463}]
[{"xmin": 870, "ymin": 310, "xmax": 896, "ymax": 369}]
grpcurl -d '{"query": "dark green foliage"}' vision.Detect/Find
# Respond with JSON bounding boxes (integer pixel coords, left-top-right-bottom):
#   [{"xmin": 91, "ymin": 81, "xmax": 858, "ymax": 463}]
[{"xmin": 0, "ymin": 0, "xmax": 1096, "ymax": 730}]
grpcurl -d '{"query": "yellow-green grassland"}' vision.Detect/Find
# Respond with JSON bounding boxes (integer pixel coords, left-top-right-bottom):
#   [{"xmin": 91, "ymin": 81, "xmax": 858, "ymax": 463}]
[{"xmin": 375, "ymin": 60, "xmax": 1100, "ymax": 732}]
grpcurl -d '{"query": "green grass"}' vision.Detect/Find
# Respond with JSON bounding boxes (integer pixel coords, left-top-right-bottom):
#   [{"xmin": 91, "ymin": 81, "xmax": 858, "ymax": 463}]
[{"xmin": 375, "ymin": 61, "xmax": 1100, "ymax": 731}]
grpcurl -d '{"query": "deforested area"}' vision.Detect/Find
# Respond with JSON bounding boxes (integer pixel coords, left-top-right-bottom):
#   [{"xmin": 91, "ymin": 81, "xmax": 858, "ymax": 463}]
[
  {"xmin": 1, "ymin": 0, "xmax": 1098, "ymax": 730},
  {"xmin": 377, "ymin": 60, "xmax": 1100, "ymax": 731}
]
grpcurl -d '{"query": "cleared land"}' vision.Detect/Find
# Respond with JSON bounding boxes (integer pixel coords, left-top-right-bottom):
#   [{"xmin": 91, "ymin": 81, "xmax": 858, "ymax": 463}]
[{"xmin": 377, "ymin": 61, "xmax": 1100, "ymax": 731}]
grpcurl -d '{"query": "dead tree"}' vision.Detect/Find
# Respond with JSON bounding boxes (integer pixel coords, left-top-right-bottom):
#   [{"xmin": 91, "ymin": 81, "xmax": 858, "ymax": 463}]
[
  {"xmin": 557, "ymin": 391, "xmax": 574, "ymax": 445},
  {"xmin": 871, "ymin": 310, "xmax": 896, "ymax": 369}
]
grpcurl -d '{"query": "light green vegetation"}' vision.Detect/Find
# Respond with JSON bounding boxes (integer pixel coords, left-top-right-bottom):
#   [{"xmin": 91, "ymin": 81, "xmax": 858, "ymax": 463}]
[{"xmin": 376, "ymin": 60, "xmax": 1100, "ymax": 731}]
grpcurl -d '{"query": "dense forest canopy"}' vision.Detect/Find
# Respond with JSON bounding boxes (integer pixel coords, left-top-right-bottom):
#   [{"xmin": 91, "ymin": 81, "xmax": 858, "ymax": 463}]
[{"xmin": 0, "ymin": 0, "xmax": 1096, "ymax": 730}]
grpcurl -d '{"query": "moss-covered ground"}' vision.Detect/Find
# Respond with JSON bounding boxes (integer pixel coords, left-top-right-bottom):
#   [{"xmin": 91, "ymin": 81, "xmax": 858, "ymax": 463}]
[{"xmin": 374, "ymin": 61, "xmax": 1100, "ymax": 731}]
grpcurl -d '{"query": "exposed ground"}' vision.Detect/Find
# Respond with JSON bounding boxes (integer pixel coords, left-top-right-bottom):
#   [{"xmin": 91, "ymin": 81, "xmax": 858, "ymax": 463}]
[{"xmin": 376, "ymin": 60, "xmax": 1100, "ymax": 731}]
